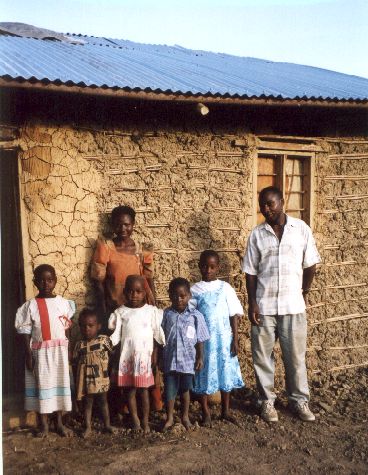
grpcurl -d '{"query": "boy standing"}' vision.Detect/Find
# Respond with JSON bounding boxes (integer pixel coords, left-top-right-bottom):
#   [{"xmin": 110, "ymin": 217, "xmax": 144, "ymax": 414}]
[{"xmin": 161, "ymin": 277, "xmax": 210, "ymax": 431}]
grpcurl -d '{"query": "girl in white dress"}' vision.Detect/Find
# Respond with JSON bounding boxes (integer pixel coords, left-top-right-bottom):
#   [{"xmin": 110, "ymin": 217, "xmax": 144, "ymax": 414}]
[
  {"xmin": 109, "ymin": 275, "xmax": 165, "ymax": 433},
  {"xmin": 15, "ymin": 264, "xmax": 74, "ymax": 437}
]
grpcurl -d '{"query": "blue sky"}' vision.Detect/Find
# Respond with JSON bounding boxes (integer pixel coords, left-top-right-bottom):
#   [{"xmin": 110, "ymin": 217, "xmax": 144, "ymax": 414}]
[{"xmin": 1, "ymin": 0, "xmax": 367, "ymax": 78}]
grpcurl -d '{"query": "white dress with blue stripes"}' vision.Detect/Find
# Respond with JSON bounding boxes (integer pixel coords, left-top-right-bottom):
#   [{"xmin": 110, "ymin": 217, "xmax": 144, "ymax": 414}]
[{"xmin": 15, "ymin": 297, "xmax": 74, "ymax": 414}]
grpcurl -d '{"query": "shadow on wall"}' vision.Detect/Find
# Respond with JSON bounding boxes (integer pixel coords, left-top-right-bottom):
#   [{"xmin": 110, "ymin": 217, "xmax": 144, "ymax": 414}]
[
  {"xmin": 183, "ymin": 211, "xmax": 231, "ymax": 284},
  {"xmin": 82, "ymin": 212, "xmax": 111, "ymax": 311}
]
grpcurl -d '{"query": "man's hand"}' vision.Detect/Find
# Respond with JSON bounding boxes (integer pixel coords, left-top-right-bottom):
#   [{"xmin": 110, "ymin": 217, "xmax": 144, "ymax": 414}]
[
  {"xmin": 230, "ymin": 337, "xmax": 239, "ymax": 356},
  {"xmin": 248, "ymin": 302, "xmax": 260, "ymax": 325},
  {"xmin": 195, "ymin": 357, "xmax": 203, "ymax": 371},
  {"xmin": 25, "ymin": 353, "xmax": 35, "ymax": 372}
]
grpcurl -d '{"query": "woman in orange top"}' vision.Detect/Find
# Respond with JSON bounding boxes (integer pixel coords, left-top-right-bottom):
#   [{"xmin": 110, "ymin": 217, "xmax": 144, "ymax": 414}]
[
  {"xmin": 91, "ymin": 205, "xmax": 155, "ymax": 316},
  {"xmin": 91, "ymin": 205, "xmax": 162, "ymax": 410}
]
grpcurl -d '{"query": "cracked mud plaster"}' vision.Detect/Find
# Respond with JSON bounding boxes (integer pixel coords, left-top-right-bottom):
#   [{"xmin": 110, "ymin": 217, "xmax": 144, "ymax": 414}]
[
  {"xmin": 19, "ymin": 125, "xmax": 101, "ymax": 308},
  {"xmin": 17, "ymin": 124, "xmax": 368, "ymax": 378}
]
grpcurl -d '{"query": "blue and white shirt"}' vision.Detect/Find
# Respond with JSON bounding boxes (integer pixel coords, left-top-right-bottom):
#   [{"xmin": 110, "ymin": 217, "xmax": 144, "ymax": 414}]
[
  {"xmin": 242, "ymin": 215, "xmax": 321, "ymax": 315},
  {"xmin": 162, "ymin": 306, "xmax": 210, "ymax": 375}
]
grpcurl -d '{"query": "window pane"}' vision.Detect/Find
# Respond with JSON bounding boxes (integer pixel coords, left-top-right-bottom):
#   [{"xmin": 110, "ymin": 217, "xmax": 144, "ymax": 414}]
[
  {"xmin": 257, "ymin": 155, "xmax": 279, "ymax": 224},
  {"xmin": 285, "ymin": 157, "xmax": 305, "ymax": 221}
]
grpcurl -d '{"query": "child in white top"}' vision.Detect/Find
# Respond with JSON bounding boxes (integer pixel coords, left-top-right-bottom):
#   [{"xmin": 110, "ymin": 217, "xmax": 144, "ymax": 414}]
[
  {"xmin": 109, "ymin": 275, "xmax": 165, "ymax": 433},
  {"xmin": 15, "ymin": 264, "xmax": 74, "ymax": 438}
]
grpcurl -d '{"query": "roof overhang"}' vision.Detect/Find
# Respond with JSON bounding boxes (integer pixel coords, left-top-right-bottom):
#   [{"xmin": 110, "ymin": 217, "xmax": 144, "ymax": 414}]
[{"xmin": 1, "ymin": 77, "xmax": 367, "ymax": 109}]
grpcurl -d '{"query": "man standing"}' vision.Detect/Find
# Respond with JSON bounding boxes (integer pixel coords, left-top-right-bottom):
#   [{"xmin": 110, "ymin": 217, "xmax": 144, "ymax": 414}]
[{"xmin": 242, "ymin": 186, "xmax": 320, "ymax": 422}]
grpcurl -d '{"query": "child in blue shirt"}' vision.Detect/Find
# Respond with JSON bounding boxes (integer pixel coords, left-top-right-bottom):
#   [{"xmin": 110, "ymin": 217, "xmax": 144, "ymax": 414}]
[{"xmin": 161, "ymin": 277, "xmax": 210, "ymax": 431}]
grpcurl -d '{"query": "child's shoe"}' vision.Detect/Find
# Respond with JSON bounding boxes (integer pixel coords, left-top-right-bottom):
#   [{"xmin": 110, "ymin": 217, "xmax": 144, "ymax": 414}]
[
  {"xmin": 260, "ymin": 400, "xmax": 278, "ymax": 422},
  {"xmin": 292, "ymin": 401, "xmax": 315, "ymax": 422}
]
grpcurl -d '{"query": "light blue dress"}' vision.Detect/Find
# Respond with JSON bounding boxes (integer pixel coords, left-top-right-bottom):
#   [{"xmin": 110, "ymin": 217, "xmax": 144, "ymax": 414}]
[{"xmin": 192, "ymin": 281, "xmax": 244, "ymax": 394}]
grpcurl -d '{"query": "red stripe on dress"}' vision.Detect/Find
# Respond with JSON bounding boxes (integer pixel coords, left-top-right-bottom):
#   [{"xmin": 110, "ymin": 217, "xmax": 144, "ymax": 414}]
[
  {"xmin": 117, "ymin": 374, "xmax": 154, "ymax": 388},
  {"xmin": 36, "ymin": 298, "xmax": 51, "ymax": 341}
]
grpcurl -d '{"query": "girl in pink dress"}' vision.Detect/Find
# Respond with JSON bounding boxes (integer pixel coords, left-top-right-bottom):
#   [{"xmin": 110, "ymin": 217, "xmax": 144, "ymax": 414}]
[{"xmin": 109, "ymin": 275, "xmax": 165, "ymax": 433}]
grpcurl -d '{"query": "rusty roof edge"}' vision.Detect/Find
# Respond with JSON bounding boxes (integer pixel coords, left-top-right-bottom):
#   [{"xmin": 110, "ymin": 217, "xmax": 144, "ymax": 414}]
[{"xmin": 1, "ymin": 76, "xmax": 367, "ymax": 108}]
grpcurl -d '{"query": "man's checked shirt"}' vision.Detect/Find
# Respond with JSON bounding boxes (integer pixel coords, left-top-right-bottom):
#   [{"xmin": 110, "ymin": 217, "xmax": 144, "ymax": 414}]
[
  {"xmin": 161, "ymin": 306, "xmax": 210, "ymax": 374},
  {"xmin": 242, "ymin": 215, "xmax": 321, "ymax": 315}
]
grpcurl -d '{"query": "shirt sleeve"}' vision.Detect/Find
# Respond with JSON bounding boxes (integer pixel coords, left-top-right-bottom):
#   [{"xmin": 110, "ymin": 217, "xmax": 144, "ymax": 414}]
[
  {"xmin": 302, "ymin": 224, "xmax": 321, "ymax": 269},
  {"xmin": 242, "ymin": 230, "xmax": 260, "ymax": 275},
  {"xmin": 15, "ymin": 301, "xmax": 32, "ymax": 335},
  {"xmin": 110, "ymin": 313, "xmax": 122, "ymax": 347},
  {"xmin": 67, "ymin": 300, "xmax": 76, "ymax": 319},
  {"xmin": 102, "ymin": 335, "xmax": 114, "ymax": 353},
  {"xmin": 108, "ymin": 310, "xmax": 118, "ymax": 330},
  {"xmin": 161, "ymin": 309, "xmax": 168, "ymax": 335},
  {"xmin": 151, "ymin": 307, "xmax": 165, "ymax": 345},
  {"xmin": 194, "ymin": 310, "xmax": 210, "ymax": 342},
  {"xmin": 91, "ymin": 239, "xmax": 110, "ymax": 281},
  {"xmin": 224, "ymin": 283, "xmax": 244, "ymax": 317}
]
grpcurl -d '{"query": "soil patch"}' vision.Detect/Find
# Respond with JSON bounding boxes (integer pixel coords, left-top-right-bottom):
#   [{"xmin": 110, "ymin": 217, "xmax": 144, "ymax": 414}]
[{"xmin": 3, "ymin": 369, "xmax": 367, "ymax": 475}]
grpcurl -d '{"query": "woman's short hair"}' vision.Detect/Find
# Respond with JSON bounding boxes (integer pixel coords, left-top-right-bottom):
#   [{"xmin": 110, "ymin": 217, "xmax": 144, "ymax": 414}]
[{"xmin": 111, "ymin": 205, "xmax": 136, "ymax": 223}]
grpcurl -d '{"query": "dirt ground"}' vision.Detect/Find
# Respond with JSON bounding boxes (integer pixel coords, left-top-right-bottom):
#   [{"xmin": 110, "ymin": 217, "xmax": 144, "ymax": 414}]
[{"xmin": 3, "ymin": 368, "xmax": 367, "ymax": 475}]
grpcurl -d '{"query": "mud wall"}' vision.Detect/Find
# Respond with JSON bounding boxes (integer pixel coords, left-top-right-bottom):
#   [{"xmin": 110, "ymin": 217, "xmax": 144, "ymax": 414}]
[
  {"xmin": 307, "ymin": 141, "xmax": 368, "ymax": 377},
  {"xmin": 1, "ymin": 108, "xmax": 367, "ymax": 381}
]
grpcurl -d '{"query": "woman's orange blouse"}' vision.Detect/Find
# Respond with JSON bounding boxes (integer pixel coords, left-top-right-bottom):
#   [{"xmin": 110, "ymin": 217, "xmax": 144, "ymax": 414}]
[{"xmin": 91, "ymin": 238, "xmax": 155, "ymax": 309}]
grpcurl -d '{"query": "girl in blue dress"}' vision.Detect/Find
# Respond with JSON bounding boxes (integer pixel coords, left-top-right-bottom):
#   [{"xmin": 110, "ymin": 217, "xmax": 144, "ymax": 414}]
[{"xmin": 191, "ymin": 250, "xmax": 244, "ymax": 426}]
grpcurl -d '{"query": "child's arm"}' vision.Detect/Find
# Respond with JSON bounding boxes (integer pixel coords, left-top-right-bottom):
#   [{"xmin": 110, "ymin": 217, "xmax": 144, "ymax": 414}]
[
  {"xmin": 230, "ymin": 315, "xmax": 241, "ymax": 356},
  {"xmin": 193, "ymin": 310, "xmax": 210, "ymax": 371},
  {"xmin": 151, "ymin": 340, "xmax": 159, "ymax": 369},
  {"xmin": 194, "ymin": 342, "xmax": 204, "ymax": 371},
  {"xmin": 109, "ymin": 312, "xmax": 122, "ymax": 346},
  {"xmin": 22, "ymin": 334, "xmax": 34, "ymax": 371}
]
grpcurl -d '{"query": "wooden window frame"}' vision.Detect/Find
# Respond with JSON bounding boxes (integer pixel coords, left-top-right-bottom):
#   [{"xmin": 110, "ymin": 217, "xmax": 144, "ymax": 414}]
[{"xmin": 253, "ymin": 148, "xmax": 315, "ymax": 228}]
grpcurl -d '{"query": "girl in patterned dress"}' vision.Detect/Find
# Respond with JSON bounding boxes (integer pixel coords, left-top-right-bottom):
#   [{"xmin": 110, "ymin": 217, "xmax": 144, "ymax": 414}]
[
  {"xmin": 191, "ymin": 250, "xmax": 244, "ymax": 427},
  {"xmin": 73, "ymin": 308, "xmax": 114, "ymax": 438},
  {"xmin": 109, "ymin": 275, "xmax": 165, "ymax": 433},
  {"xmin": 15, "ymin": 264, "xmax": 74, "ymax": 438}
]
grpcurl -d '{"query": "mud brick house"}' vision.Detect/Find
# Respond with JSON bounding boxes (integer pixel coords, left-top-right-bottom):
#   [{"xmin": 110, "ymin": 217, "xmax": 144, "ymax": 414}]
[{"xmin": 1, "ymin": 23, "xmax": 368, "ymax": 421}]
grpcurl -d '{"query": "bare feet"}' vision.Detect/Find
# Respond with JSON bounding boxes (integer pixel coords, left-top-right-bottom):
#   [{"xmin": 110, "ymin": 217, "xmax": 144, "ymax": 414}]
[
  {"xmin": 57, "ymin": 424, "xmax": 73, "ymax": 437},
  {"xmin": 81, "ymin": 427, "xmax": 92, "ymax": 439},
  {"xmin": 131, "ymin": 415, "xmax": 142, "ymax": 432},
  {"xmin": 142, "ymin": 422, "xmax": 150, "ymax": 435},
  {"xmin": 162, "ymin": 418, "xmax": 174, "ymax": 432},
  {"xmin": 103, "ymin": 425, "xmax": 116, "ymax": 434},
  {"xmin": 202, "ymin": 414, "xmax": 212, "ymax": 428},
  {"xmin": 182, "ymin": 418, "xmax": 193, "ymax": 431},
  {"xmin": 221, "ymin": 412, "xmax": 240, "ymax": 426},
  {"xmin": 36, "ymin": 430, "xmax": 49, "ymax": 438}
]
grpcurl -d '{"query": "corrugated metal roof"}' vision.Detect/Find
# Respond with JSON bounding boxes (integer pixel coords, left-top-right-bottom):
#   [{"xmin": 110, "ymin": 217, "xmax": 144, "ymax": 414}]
[{"xmin": 0, "ymin": 33, "xmax": 368, "ymax": 101}]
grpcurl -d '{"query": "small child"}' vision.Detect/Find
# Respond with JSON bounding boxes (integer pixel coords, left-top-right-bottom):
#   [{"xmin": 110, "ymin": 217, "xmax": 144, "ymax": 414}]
[
  {"xmin": 73, "ymin": 308, "xmax": 114, "ymax": 438},
  {"xmin": 109, "ymin": 275, "xmax": 165, "ymax": 433},
  {"xmin": 15, "ymin": 264, "xmax": 74, "ymax": 437},
  {"xmin": 191, "ymin": 250, "xmax": 244, "ymax": 427},
  {"xmin": 161, "ymin": 277, "xmax": 210, "ymax": 431}
]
